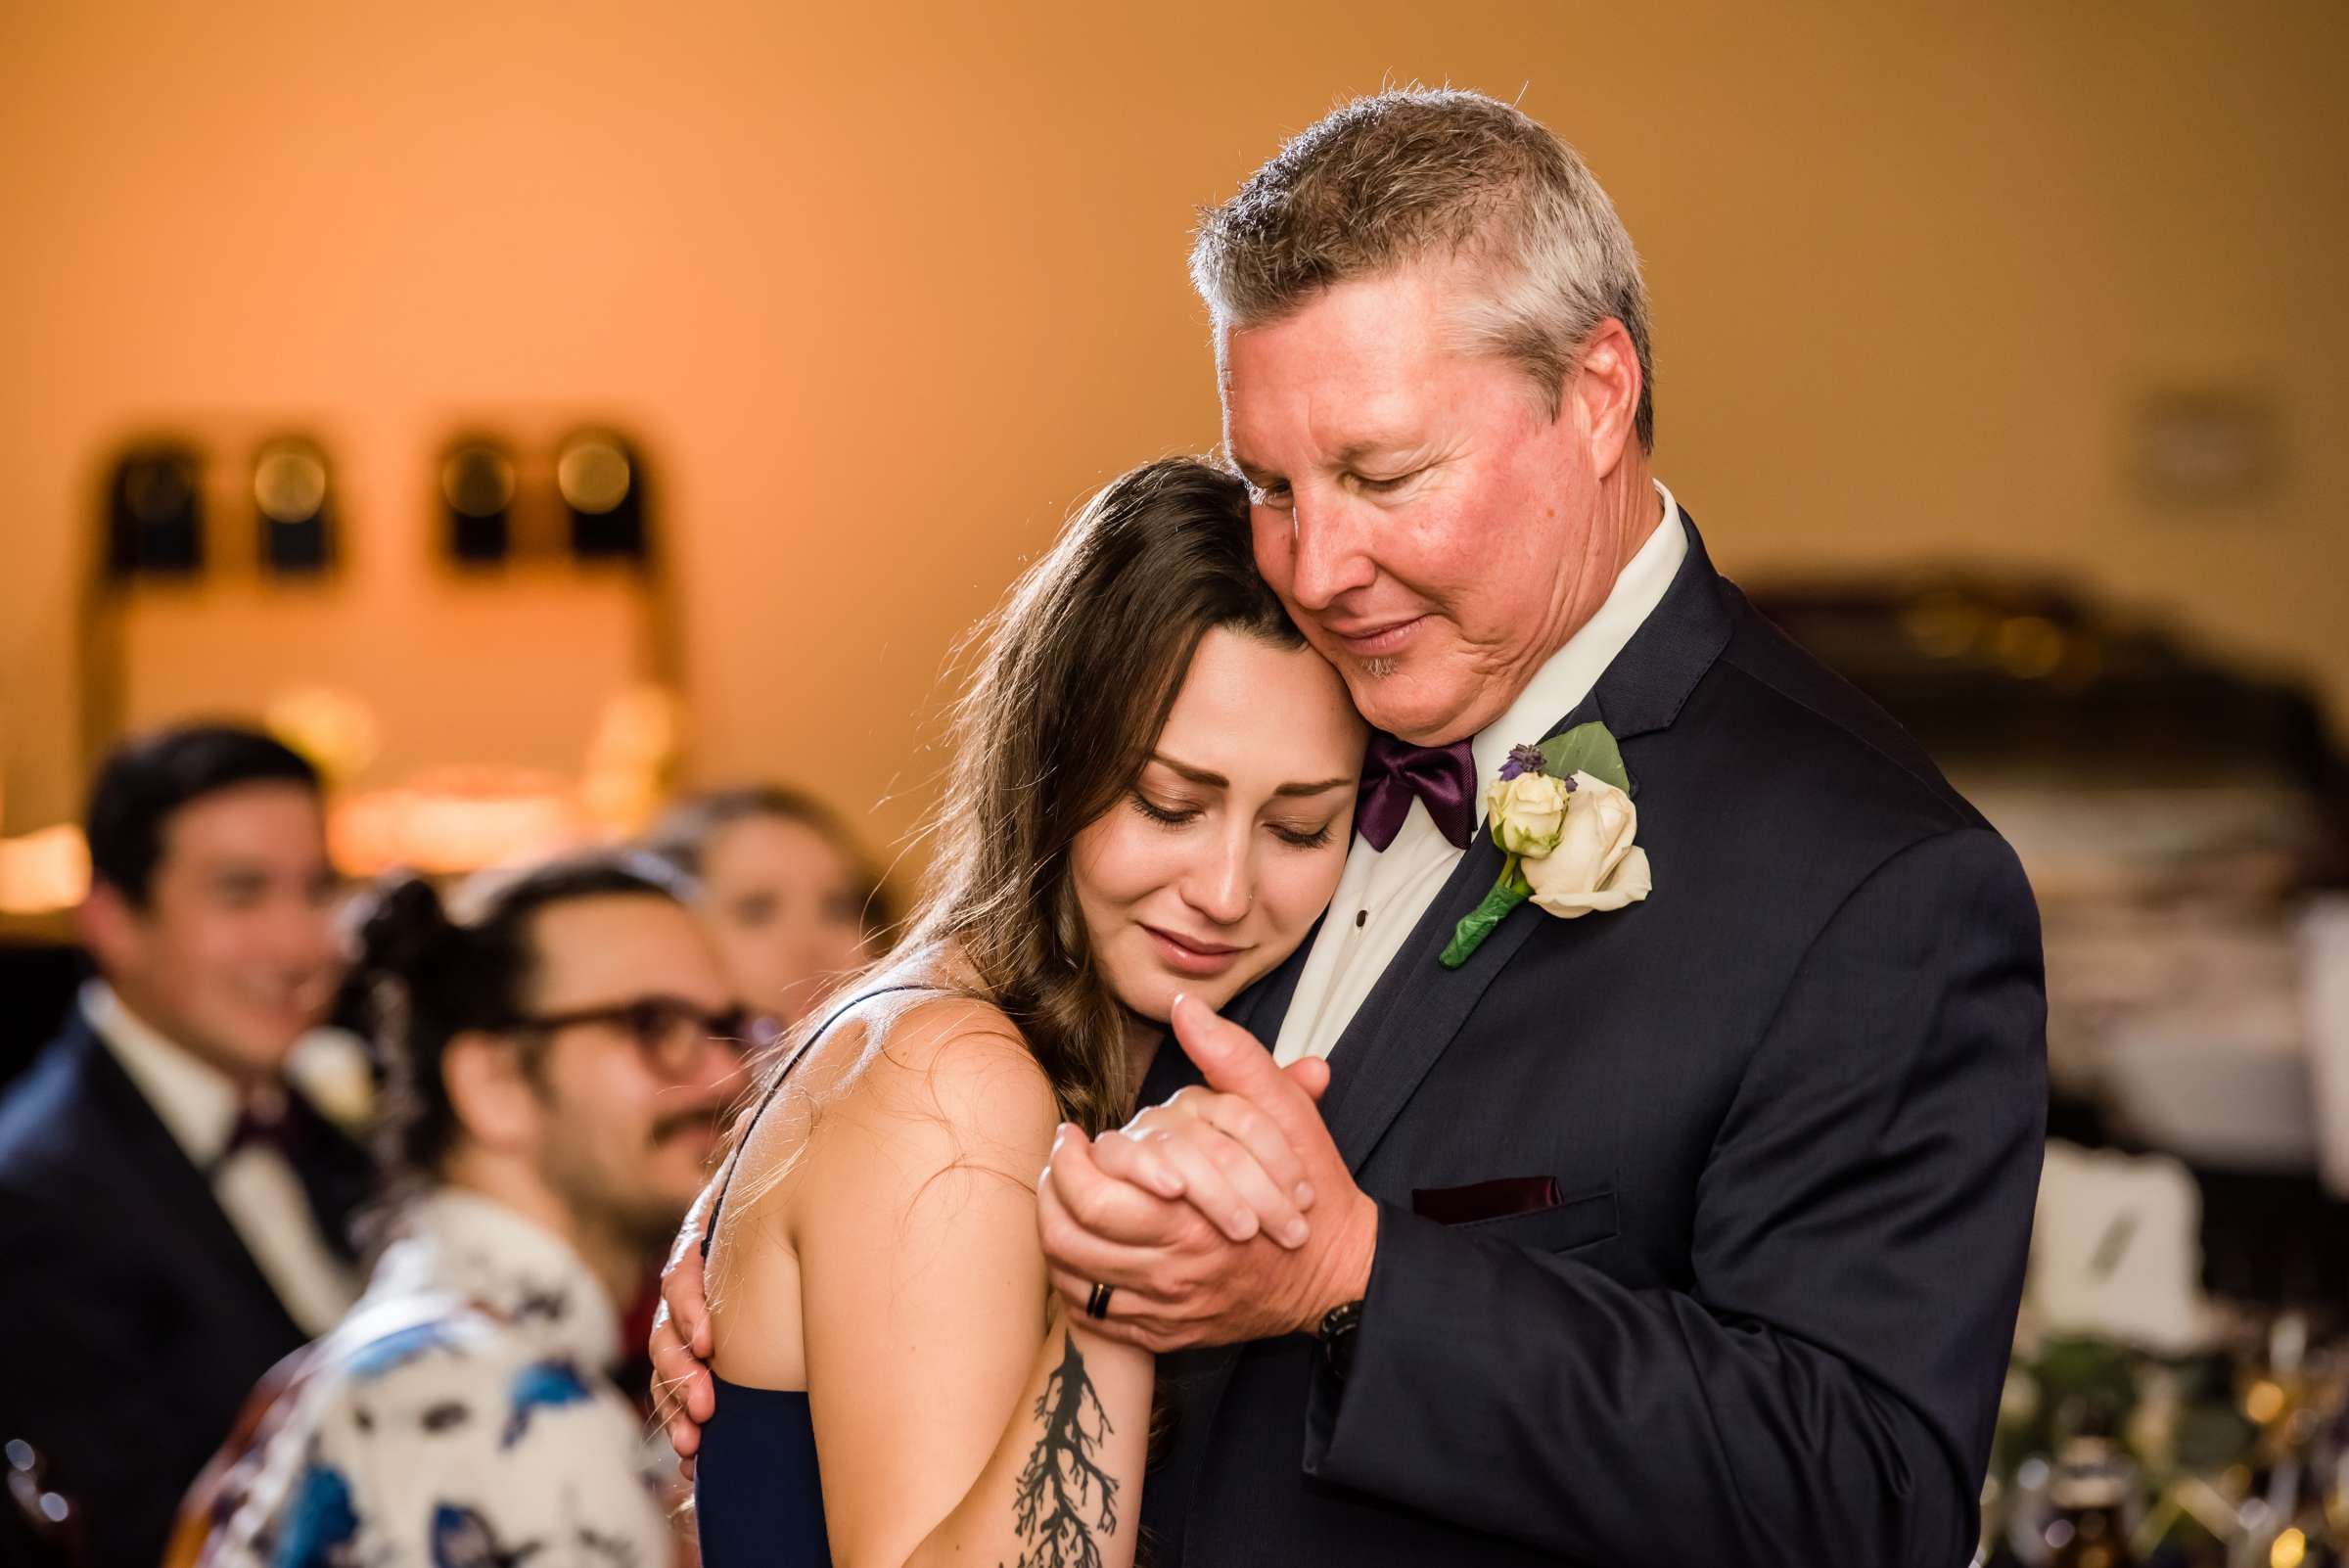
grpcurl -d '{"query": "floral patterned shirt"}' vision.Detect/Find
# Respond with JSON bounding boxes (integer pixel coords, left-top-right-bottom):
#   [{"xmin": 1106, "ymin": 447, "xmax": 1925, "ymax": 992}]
[{"xmin": 180, "ymin": 1190, "xmax": 673, "ymax": 1568}]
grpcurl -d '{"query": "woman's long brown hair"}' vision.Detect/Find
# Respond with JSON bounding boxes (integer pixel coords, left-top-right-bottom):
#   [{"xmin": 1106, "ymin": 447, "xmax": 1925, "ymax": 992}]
[{"xmin": 752, "ymin": 454, "xmax": 1305, "ymax": 1137}]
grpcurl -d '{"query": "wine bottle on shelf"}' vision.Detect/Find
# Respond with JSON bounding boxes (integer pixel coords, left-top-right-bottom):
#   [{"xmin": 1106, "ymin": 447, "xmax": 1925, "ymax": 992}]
[{"xmin": 2046, "ymin": 1436, "xmax": 2139, "ymax": 1568}]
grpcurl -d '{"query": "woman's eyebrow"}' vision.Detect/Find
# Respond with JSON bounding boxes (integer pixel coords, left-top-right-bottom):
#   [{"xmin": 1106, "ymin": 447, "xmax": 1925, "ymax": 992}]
[
  {"xmin": 1150, "ymin": 753, "xmax": 1353, "ymax": 799},
  {"xmin": 1149, "ymin": 753, "xmax": 1226, "ymax": 788}
]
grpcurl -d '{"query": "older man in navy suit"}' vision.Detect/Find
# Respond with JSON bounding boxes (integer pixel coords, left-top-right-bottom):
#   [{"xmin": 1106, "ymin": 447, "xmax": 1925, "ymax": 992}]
[
  {"xmin": 1027, "ymin": 90, "xmax": 2048, "ymax": 1568},
  {"xmin": 0, "ymin": 725, "xmax": 370, "ymax": 1568}
]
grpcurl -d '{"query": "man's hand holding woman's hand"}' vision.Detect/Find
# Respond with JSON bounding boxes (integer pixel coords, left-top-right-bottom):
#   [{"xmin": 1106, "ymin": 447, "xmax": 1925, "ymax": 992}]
[
  {"xmin": 1039, "ymin": 994, "xmax": 1377, "ymax": 1352},
  {"xmin": 647, "ymin": 992, "xmax": 1362, "ymax": 1463}
]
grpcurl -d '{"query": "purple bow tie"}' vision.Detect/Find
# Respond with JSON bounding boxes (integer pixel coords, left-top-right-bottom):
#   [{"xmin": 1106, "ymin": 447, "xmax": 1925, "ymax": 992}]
[
  {"xmin": 221, "ymin": 1083, "xmax": 305, "ymax": 1165},
  {"xmin": 1357, "ymin": 732, "xmax": 1478, "ymax": 853}
]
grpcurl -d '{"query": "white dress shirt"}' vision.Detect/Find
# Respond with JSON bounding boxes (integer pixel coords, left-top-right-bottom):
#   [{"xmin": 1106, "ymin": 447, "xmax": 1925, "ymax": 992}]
[
  {"xmin": 1272, "ymin": 482, "xmax": 1689, "ymax": 1067},
  {"xmin": 84, "ymin": 981, "xmax": 358, "ymax": 1334}
]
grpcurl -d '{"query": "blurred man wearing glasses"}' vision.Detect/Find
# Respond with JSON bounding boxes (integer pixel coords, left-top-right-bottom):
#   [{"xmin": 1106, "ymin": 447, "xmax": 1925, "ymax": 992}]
[{"xmin": 173, "ymin": 851, "xmax": 739, "ymax": 1568}]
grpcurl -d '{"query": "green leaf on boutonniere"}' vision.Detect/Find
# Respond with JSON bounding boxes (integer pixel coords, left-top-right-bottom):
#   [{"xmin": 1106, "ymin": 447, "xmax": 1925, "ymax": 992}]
[
  {"xmin": 1439, "ymin": 858, "xmax": 1534, "ymax": 969},
  {"xmin": 1539, "ymin": 722, "xmax": 1631, "ymax": 794}
]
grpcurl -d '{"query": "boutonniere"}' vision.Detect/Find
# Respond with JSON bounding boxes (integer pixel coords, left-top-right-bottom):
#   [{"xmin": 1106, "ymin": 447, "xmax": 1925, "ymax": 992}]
[{"xmin": 1438, "ymin": 723, "xmax": 1653, "ymax": 969}]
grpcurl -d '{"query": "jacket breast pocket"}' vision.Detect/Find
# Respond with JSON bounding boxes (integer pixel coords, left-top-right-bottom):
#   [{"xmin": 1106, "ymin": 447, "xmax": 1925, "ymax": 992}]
[{"xmin": 1432, "ymin": 1182, "xmax": 1620, "ymax": 1254}]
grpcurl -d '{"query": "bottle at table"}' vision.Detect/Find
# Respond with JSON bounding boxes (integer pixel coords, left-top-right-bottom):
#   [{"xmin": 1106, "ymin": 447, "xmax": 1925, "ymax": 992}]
[{"xmin": 2046, "ymin": 1434, "xmax": 2139, "ymax": 1568}]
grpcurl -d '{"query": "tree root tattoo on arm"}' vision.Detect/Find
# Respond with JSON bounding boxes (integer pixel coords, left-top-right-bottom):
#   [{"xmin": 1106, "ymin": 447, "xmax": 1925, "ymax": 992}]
[{"xmin": 1007, "ymin": 1333, "xmax": 1119, "ymax": 1568}]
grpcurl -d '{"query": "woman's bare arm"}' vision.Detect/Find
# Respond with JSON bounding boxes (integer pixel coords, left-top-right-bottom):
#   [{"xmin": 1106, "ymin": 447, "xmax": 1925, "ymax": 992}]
[{"xmin": 742, "ymin": 999, "xmax": 1153, "ymax": 1568}]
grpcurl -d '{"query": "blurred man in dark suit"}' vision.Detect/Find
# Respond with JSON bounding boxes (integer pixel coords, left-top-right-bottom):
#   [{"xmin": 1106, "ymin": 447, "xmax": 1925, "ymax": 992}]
[{"xmin": 0, "ymin": 723, "xmax": 371, "ymax": 1568}]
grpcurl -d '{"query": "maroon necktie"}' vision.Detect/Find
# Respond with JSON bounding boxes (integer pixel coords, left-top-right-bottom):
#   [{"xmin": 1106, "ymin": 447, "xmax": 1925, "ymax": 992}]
[{"xmin": 1356, "ymin": 733, "xmax": 1478, "ymax": 852}]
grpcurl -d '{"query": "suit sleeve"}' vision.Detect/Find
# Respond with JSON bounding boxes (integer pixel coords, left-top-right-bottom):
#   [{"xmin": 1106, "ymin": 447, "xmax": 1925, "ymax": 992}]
[
  {"xmin": 0, "ymin": 1191, "xmax": 205, "ymax": 1568},
  {"xmin": 1300, "ymin": 826, "xmax": 2048, "ymax": 1567}
]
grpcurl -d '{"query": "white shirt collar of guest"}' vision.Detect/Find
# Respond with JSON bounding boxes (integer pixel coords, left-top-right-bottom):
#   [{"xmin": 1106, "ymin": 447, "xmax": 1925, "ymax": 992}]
[
  {"xmin": 1467, "ymin": 479, "xmax": 1688, "ymax": 788},
  {"xmin": 82, "ymin": 979, "xmax": 242, "ymax": 1167},
  {"xmin": 363, "ymin": 1187, "xmax": 625, "ymax": 1373}
]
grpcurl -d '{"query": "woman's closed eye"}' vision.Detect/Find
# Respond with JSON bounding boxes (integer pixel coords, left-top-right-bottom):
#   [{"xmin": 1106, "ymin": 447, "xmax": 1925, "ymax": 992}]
[
  {"xmin": 1128, "ymin": 790, "xmax": 1200, "ymax": 828},
  {"xmin": 1268, "ymin": 819, "xmax": 1336, "ymax": 851},
  {"xmin": 1129, "ymin": 791, "xmax": 1334, "ymax": 851}
]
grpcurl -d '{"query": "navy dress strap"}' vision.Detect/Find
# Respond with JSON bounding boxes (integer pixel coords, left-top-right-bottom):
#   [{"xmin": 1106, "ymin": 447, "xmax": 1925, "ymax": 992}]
[{"xmin": 701, "ymin": 982, "xmax": 936, "ymax": 1257}]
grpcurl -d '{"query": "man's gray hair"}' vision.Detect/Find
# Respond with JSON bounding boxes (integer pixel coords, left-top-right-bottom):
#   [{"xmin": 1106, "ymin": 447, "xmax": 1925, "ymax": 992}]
[{"xmin": 1190, "ymin": 88, "xmax": 1654, "ymax": 451}]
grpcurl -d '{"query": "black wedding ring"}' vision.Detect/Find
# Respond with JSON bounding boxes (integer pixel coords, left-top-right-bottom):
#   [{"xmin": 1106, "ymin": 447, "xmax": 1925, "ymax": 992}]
[{"xmin": 1084, "ymin": 1280, "xmax": 1115, "ymax": 1320}]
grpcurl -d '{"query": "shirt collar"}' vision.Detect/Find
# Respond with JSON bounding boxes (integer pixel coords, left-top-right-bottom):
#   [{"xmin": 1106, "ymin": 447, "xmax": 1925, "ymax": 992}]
[
  {"xmin": 82, "ymin": 980, "xmax": 242, "ymax": 1166},
  {"xmin": 362, "ymin": 1188, "xmax": 624, "ymax": 1373},
  {"xmin": 1469, "ymin": 479, "xmax": 1689, "ymax": 786}
]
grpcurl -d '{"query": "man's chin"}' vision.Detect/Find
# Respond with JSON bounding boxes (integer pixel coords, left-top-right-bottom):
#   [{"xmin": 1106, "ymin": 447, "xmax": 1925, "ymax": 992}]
[
  {"xmin": 1343, "ymin": 670, "xmax": 1474, "ymax": 746},
  {"xmin": 204, "ymin": 1021, "xmax": 309, "ymax": 1076}
]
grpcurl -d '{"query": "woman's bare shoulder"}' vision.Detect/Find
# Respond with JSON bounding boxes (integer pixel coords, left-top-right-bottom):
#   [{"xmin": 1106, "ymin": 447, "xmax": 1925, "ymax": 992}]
[
  {"xmin": 829, "ymin": 992, "xmax": 1061, "ymax": 1171},
  {"xmin": 706, "ymin": 985, "xmax": 1060, "ymax": 1387},
  {"xmin": 731, "ymin": 990, "xmax": 1059, "ymax": 1201}
]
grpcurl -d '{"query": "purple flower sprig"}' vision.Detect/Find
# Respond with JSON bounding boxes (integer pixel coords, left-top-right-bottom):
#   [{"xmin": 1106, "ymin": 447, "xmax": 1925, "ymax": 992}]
[
  {"xmin": 1499, "ymin": 743, "xmax": 1548, "ymax": 781},
  {"xmin": 1499, "ymin": 743, "xmax": 1575, "ymax": 788}
]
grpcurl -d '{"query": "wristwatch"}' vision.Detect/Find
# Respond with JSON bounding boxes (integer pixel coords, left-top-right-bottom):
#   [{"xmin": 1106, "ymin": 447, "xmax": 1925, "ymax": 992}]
[{"xmin": 1317, "ymin": 1298, "xmax": 1365, "ymax": 1381}]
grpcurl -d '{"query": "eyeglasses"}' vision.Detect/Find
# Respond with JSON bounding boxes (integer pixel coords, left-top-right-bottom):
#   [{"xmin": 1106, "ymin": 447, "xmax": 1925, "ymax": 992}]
[{"xmin": 506, "ymin": 995, "xmax": 755, "ymax": 1080}]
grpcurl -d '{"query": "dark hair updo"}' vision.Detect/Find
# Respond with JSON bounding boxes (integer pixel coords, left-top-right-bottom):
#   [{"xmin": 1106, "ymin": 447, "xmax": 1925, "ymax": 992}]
[{"xmin": 350, "ymin": 849, "xmax": 692, "ymax": 1199}]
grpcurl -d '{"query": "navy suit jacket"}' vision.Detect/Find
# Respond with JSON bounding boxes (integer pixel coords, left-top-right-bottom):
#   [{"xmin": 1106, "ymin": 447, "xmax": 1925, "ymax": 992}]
[
  {"xmin": 0, "ymin": 1016, "xmax": 372, "ymax": 1568},
  {"xmin": 1136, "ymin": 517, "xmax": 2048, "ymax": 1567}
]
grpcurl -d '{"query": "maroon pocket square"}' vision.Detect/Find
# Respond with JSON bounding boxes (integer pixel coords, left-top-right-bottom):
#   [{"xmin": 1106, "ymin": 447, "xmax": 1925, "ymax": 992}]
[{"xmin": 1411, "ymin": 1175, "xmax": 1565, "ymax": 1225}]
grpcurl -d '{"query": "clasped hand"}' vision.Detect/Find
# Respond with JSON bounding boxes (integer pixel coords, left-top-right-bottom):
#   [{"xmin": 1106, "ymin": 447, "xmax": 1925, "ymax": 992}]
[
  {"xmin": 1037, "ymin": 992, "xmax": 1377, "ymax": 1353},
  {"xmin": 650, "ymin": 993, "xmax": 1374, "ymax": 1470}
]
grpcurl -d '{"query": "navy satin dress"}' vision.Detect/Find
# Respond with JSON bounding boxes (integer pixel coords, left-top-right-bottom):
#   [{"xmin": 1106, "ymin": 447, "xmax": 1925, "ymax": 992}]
[
  {"xmin": 693, "ymin": 1378, "xmax": 828, "ymax": 1566},
  {"xmin": 692, "ymin": 985, "xmax": 932, "ymax": 1568}
]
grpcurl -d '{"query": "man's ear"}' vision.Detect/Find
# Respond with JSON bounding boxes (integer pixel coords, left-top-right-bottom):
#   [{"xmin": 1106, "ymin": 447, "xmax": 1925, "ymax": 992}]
[
  {"xmin": 1568, "ymin": 317, "xmax": 1642, "ymax": 482},
  {"xmin": 76, "ymin": 882, "xmax": 144, "ymax": 977},
  {"xmin": 441, "ymin": 1032, "xmax": 543, "ymax": 1155}
]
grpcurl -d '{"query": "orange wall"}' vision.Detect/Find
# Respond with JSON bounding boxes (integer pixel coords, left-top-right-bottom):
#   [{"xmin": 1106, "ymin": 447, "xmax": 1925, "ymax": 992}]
[{"xmin": 4, "ymin": 1, "xmax": 2345, "ymax": 868}]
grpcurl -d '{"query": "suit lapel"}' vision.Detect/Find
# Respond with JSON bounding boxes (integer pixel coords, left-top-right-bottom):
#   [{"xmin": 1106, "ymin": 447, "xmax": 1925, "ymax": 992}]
[
  {"xmin": 70, "ymin": 1021, "xmax": 304, "ymax": 1339},
  {"xmin": 1135, "ymin": 1029, "xmax": 1202, "ymax": 1105},
  {"xmin": 1231, "ymin": 917, "xmax": 1315, "ymax": 1050},
  {"xmin": 1315, "ymin": 696, "xmax": 1594, "ymax": 1171},
  {"xmin": 1162, "ymin": 516, "xmax": 1739, "ymax": 1556},
  {"xmin": 1153, "ymin": 739, "xmax": 1595, "ymax": 1561},
  {"xmin": 1317, "ymin": 512, "xmax": 1737, "ymax": 1175},
  {"xmin": 1132, "ymin": 922, "xmax": 1321, "ymax": 1523}
]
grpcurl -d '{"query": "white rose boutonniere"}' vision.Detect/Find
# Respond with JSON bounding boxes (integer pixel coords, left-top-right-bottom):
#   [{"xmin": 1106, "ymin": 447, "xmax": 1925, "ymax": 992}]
[
  {"xmin": 1487, "ymin": 769, "xmax": 1573, "ymax": 856},
  {"xmin": 1523, "ymin": 772, "xmax": 1652, "ymax": 917},
  {"xmin": 1439, "ymin": 724, "xmax": 1653, "ymax": 968}
]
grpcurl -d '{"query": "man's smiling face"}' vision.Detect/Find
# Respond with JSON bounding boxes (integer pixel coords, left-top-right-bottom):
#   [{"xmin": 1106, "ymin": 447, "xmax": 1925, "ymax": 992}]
[{"xmin": 1223, "ymin": 263, "xmax": 1641, "ymax": 746}]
